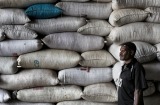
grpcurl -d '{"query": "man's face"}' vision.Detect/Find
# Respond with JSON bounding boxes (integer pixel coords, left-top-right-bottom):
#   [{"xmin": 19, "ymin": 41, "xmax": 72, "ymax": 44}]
[{"xmin": 119, "ymin": 45, "xmax": 132, "ymax": 61}]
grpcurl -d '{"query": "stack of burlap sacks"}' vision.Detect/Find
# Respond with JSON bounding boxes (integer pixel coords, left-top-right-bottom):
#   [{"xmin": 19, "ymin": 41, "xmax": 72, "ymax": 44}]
[{"xmin": 0, "ymin": 0, "xmax": 160, "ymax": 105}]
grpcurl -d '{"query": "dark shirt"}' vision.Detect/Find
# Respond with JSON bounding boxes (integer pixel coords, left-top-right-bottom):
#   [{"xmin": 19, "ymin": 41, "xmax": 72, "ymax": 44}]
[{"xmin": 118, "ymin": 58, "xmax": 148, "ymax": 105}]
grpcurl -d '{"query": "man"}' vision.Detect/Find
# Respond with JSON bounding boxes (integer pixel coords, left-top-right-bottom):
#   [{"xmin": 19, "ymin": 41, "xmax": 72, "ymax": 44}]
[{"xmin": 118, "ymin": 42, "xmax": 148, "ymax": 105}]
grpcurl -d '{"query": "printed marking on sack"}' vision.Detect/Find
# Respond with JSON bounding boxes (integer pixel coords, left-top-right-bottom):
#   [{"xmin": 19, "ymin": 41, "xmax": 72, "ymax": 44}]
[
  {"xmin": 34, "ymin": 60, "xmax": 40, "ymax": 68},
  {"xmin": 116, "ymin": 78, "xmax": 122, "ymax": 87}
]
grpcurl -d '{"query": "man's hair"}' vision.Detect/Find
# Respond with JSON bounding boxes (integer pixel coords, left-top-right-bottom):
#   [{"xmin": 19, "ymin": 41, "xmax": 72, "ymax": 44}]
[{"xmin": 121, "ymin": 42, "xmax": 137, "ymax": 56}]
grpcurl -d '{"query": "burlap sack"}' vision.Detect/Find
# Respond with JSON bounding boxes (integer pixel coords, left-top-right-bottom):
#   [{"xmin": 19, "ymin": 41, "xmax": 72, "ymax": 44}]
[
  {"xmin": 155, "ymin": 43, "xmax": 160, "ymax": 61},
  {"xmin": 91, "ymin": 0, "xmax": 112, "ymax": 2},
  {"xmin": 109, "ymin": 9, "xmax": 148, "ymax": 26},
  {"xmin": 112, "ymin": 62, "xmax": 123, "ymax": 88},
  {"xmin": 143, "ymin": 81, "xmax": 155, "ymax": 96},
  {"xmin": 0, "ymin": 100, "xmax": 55, "ymax": 105},
  {"xmin": 0, "ymin": 0, "xmax": 56, "ymax": 8},
  {"xmin": 78, "ymin": 20, "xmax": 113, "ymax": 36},
  {"xmin": 17, "ymin": 49, "xmax": 81, "ymax": 70},
  {"xmin": 42, "ymin": 32, "xmax": 104, "ymax": 52},
  {"xmin": 144, "ymin": 93, "xmax": 160, "ymax": 105},
  {"xmin": 82, "ymin": 83, "xmax": 118, "ymax": 102},
  {"xmin": 143, "ymin": 61, "xmax": 160, "ymax": 81},
  {"xmin": 56, "ymin": 2, "xmax": 112, "ymax": 19},
  {"xmin": 105, "ymin": 36, "xmax": 113, "ymax": 46},
  {"xmin": 61, "ymin": 0, "xmax": 89, "ymax": 1},
  {"xmin": 108, "ymin": 22, "xmax": 160, "ymax": 44},
  {"xmin": 0, "ymin": 40, "xmax": 43, "ymax": 57},
  {"xmin": 16, "ymin": 85, "xmax": 82, "ymax": 102},
  {"xmin": 1, "ymin": 25, "xmax": 38, "ymax": 39},
  {"xmin": 0, "ymin": 57, "xmax": 18, "ymax": 74},
  {"xmin": 25, "ymin": 17, "xmax": 86, "ymax": 35},
  {"xmin": 0, "ymin": 69, "xmax": 59, "ymax": 90},
  {"xmin": 57, "ymin": 100, "xmax": 117, "ymax": 105},
  {"xmin": 133, "ymin": 42, "xmax": 157, "ymax": 63},
  {"xmin": 112, "ymin": 0, "xmax": 160, "ymax": 10},
  {"xmin": 0, "ymin": 31, "xmax": 5, "ymax": 41},
  {"xmin": 108, "ymin": 43, "xmax": 121, "ymax": 62},
  {"xmin": 58, "ymin": 67, "xmax": 112, "ymax": 86},
  {"xmin": 145, "ymin": 7, "xmax": 160, "ymax": 23},
  {"xmin": 0, "ymin": 89, "xmax": 10, "ymax": 103},
  {"xmin": 79, "ymin": 50, "xmax": 116, "ymax": 67},
  {"xmin": 0, "ymin": 9, "xmax": 30, "ymax": 25}
]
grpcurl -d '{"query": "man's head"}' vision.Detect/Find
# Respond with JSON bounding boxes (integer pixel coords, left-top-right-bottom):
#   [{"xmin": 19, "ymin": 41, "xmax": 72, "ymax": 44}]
[{"xmin": 119, "ymin": 42, "xmax": 136, "ymax": 61}]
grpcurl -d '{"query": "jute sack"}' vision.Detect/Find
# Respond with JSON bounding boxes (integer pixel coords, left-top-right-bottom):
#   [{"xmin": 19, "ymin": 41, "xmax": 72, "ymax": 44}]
[
  {"xmin": 145, "ymin": 7, "xmax": 160, "ymax": 23},
  {"xmin": 56, "ymin": 2, "xmax": 112, "ymax": 19},
  {"xmin": 0, "ymin": 40, "xmax": 43, "ymax": 57},
  {"xmin": 82, "ymin": 83, "xmax": 118, "ymax": 102},
  {"xmin": 143, "ymin": 81, "xmax": 155, "ymax": 96},
  {"xmin": 144, "ymin": 93, "xmax": 160, "ymax": 105},
  {"xmin": 109, "ymin": 9, "xmax": 148, "ymax": 27},
  {"xmin": 58, "ymin": 67, "xmax": 112, "ymax": 86},
  {"xmin": 61, "ymin": 0, "xmax": 89, "ymax": 2},
  {"xmin": 42, "ymin": 32, "xmax": 104, "ymax": 53},
  {"xmin": 108, "ymin": 22, "xmax": 160, "ymax": 44},
  {"xmin": 112, "ymin": 62, "xmax": 123, "ymax": 88},
  {"xmin": 77, "ymin": 20, "xmax": 113, "ymax": 36},
  {"xmin": 112, "ymin": 0, "xmax": 160, "ymax": 10},
  {"xmin": 0, "ymin": 0, "xmax": 56, "ymax": 8},
  {"xmin": 25, "ymin": 17, "xmax": 86, "ymax": 35},
  {"xmin": 105, "ymin": 36, "xmax": 113, "ymax": 46},
  {"xmin": 0, "ymin": 69, "xmax": 59, "ymax": 90},
  {"xmin": 143, "ymin": 61, "xmax": 160, "ymax": 81},
  {"xmin": 0, "ymin": 57, "xmax": 18, "ymax": 74},
  {"xmin": 155, "ymin": 43, "xmax": 160, "ymax": 61},
  {"xmin": 108, "ymin": 43, "xmax": 121, "ymax": 62},
  {"xmin": 0, "ymin": 32, "xmax": 5, "ymax": 41},
  {"xmin": 0, "ymin": 100, "xmax": 55, "ymax": 105},
  {"xmin": 0, "ymin": 9, "xmax": 30, "ymax": 25},
  {"xmin": 91, "ymin": 0, "xmax": 112, "ymax": 2},
  {"xmin": 0, "ymin": 89, "xmax": 10, "ymax": 103},
  {"xmin": 109, "ymin": 42, "xmax": 157, "ymax": 63},
  {"xmin": 79, "ymin": 50, "xmax": 116, "ymax": 67},
  {"xmin": 57, "ymin": 100, "xmax": 117, "ymax": 105},
  {"xmin": 16, "ymin": 85, "xmax": 82, "ymax": 102},
  {"xmin": 133, "ymin": 41, "xmax": 157, "ymax": 63},
  {"xmin": 1, "ymin": 25, "xmax": 38, "ymax": 39},
  {"xmin": 17, "ymin": 49, "xmax": 81, "ymax": 70}
]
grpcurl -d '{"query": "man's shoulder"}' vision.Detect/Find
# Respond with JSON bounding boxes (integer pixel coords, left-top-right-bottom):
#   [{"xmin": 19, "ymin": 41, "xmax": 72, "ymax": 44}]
[{"xmin": 132, "ymin": 58, "xmax": 144, "ymax": 69}]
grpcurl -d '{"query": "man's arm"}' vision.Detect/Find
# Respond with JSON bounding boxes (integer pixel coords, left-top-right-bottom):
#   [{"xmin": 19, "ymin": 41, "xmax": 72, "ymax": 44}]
[{"xmin": 134, "ymin": 89, "xmax": 143, "ymax": 105}]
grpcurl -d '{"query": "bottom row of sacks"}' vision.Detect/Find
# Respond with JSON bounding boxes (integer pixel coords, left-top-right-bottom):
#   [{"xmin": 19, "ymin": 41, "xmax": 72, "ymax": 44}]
[
  {"xmin": 0, "ymin": 93, "xmax": 160, "ymax": 105},
  {"xmin": 1, "ymin": 82, "xmax": 160, "ymax": 104},
  {"xmin": 15, "ymin": 84, "xmax": 117, "ymax": 103}
]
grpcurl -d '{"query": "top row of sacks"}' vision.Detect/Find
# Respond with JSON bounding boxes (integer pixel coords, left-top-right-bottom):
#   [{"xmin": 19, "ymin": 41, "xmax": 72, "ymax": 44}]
[
  {"xmin": 112, "ymin": 0, "xmax": 160, "ymax": 10},
  {"xmin": 0, "ymin": 0, "xmax": 111, "ymax": 8},
  {"xmin": 1, "ymin": 0, "xmax": 160, "ymax": 9},
  {"xmin": 61, "ymin": 0, "xmax": 112, "ymax": 2},
  {"xmin": 2, "ymin": 3, "xmax": 160, "ymax": 27},
  {"xmin": 0, "ymin": 2, "xmax": 113, "ymax": 24},
  {"xmin": 0, "ymin": 0, "xmax": 57, "ymax": 8},
  {"xmin": 2, "ymin": 1, "xmax": 160, "ymax": 27}
]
